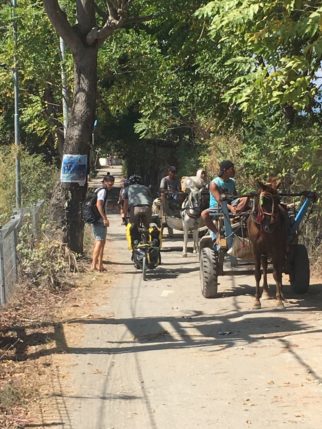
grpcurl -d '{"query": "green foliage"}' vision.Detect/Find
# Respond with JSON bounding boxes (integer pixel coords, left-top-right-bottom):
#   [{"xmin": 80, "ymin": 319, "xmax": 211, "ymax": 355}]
[
  {"xmin": 0, "ymin": 146, "xmax": 57, "ymax": 224},
  {"xmin": 241, "ymin": 119, "xmax": 322, "ymax": 191},
  {"xmin": 0, "ymin": 0, "xmax": 71, "ymax": 154},
  {"xmin": 196, "ymin": 0, "xmax": 322, "ymax": 117}
]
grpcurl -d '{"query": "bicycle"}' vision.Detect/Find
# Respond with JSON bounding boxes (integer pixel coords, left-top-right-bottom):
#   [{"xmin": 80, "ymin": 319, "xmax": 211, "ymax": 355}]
[{"xmin": 126, "ymin": 219, "xmax": 162, "ymax": 281}]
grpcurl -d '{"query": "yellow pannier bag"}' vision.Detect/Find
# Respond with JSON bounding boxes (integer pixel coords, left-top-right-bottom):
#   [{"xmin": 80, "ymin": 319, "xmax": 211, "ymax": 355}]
[
  {"xmin": 148, "ymin": 224, "xmax": 162, "ymax": 248},
  {"xmin": 125, "ymin": 222, "xmax": 133, "ymax": 250}
]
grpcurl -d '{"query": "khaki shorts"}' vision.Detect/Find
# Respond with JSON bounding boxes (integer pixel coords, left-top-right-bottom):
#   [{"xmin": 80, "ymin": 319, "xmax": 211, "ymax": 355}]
[{"xmin": 129, "ymin": 205, "xmax": 152, "ymax": 229}]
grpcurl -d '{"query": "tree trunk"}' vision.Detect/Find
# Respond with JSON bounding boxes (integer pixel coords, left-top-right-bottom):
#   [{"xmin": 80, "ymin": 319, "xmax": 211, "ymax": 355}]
[{"xmin": 63, "ymin": 46, "xmax": 98, "ymax": 253}]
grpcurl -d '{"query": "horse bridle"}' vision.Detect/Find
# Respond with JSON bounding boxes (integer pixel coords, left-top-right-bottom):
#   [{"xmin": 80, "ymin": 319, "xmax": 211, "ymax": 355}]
[
  {"xmin": 253, "ymin": 191, "xmax": 279, "ymax": 228},
  {"xmin": 181, "ymin": 190, "xmax": 202, "ymax": 219}
]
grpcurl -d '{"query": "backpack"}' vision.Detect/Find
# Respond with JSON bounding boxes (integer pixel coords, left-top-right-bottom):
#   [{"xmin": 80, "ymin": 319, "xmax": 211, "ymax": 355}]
[{"xmin": 82, "ymin": 187, "xmax": 107, "ymax": 224}]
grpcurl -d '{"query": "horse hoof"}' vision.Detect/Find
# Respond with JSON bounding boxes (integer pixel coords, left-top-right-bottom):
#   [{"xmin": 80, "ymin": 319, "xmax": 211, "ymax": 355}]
[
  {"xmin": 253, "ymin": 302, "xmax": 261, "ymax": 309},
  {"xmin": 276, "ymin": 301, "xmax": 284, "ymax": 309},
  {"xmin": 182, "ymin": 253, "xmax": 187, "ymax": 258}
]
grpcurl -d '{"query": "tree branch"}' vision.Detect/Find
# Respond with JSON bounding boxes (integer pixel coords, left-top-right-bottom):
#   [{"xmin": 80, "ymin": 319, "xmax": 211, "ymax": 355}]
[
  {"xmin": 125, "ymin": 14, "xmax": 156, "ymax": 27},
  {"xmin": 86, "ymin": 1, "xmax": 154, "ymax": 46},
  {"xmin": 76, "ymin": 0, "xmax": 96, "ymax": 34},
  {"xmin": 106, "ymin": 0, "xmax": 119, "ymax": 20},
  {"xmin": 86, "ymin": 0, "xmax": 131, "ymax": 45},
  {"xmin": 43, "ymin": 0, "xmax": 82, "ymax": 54}
]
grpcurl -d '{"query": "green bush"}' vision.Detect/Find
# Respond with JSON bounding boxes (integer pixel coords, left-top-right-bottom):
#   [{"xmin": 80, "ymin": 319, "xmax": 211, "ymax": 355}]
[{"xmin": 0, "ymin": 145, "xmax": 56, "ymax": 224}]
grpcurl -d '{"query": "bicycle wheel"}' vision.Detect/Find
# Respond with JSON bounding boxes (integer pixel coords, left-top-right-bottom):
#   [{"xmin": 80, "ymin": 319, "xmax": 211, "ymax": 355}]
[{"xmin": 142, "ymin": 255, "xmax": 147, "ymax": 281}]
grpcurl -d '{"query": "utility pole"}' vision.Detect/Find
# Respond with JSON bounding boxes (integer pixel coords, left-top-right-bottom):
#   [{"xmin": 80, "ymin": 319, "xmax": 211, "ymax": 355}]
[{"xmin": 12, "ymin": 0, "xmax": 21, "ymax": 209}]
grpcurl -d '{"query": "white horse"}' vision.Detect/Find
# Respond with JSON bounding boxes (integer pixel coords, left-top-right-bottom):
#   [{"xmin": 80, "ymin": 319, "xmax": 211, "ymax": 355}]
[
  {"xmin": 181, "ymin": 186, "xmax": 208, "ymax": 257},
  {"xmin": 181, "ymin": 169, "xmax": 207, "ymax": 193}
]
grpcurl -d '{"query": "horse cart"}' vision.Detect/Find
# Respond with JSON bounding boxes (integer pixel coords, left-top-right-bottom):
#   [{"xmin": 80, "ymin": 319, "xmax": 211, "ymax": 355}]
[{"xmin": 199, "ymin": 191, "xmax": 318, "ymax": 299}]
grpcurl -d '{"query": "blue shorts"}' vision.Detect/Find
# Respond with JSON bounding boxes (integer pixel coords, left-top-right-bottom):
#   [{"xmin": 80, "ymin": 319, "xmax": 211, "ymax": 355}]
[{"xmin": 92, "ymin": 222, "xmax": 107, "ymax": 241}]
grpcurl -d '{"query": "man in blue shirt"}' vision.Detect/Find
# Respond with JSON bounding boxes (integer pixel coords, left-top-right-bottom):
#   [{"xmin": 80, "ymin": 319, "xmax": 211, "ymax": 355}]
[{"xmin": 201, "ymin": 160, "xmax": 240, "ymax": 237}]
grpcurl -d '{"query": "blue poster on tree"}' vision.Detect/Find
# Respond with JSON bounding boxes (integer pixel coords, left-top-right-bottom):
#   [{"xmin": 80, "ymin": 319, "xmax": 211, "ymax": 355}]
[{"xmin": 61, "ymin": 154, "xmax": 87, "ymax": 186}]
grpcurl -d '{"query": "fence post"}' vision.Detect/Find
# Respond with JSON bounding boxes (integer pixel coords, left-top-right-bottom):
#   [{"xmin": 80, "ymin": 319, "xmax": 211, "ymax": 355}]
[
  {"xmin": 0, "ymin": 228, "xmax": 5, "ymax": 305},
  {"xmin": 13, "ymin": 226, "xmax": 18, "ymax": 279}
]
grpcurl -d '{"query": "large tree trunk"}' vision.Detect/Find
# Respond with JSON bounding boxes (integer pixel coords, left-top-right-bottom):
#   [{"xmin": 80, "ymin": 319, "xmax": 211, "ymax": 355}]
[
  {"xmin": 43, "ymin": 0, "xmax": 133, "ymax": 253},
  {"xmin": 63, "ymin": 46, "xmax": 98, "ymax": 253}
]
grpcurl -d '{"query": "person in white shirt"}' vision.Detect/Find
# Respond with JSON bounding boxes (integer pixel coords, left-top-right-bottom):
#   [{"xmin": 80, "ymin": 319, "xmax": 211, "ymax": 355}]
[{"xmin": 91, "ymin": 175, "xmax": 114, "ymax": 271}]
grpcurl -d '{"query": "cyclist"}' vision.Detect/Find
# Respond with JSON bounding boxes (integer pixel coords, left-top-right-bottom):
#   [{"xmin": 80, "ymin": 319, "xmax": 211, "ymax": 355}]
[
  {"xmin": 123, "ymin": 175, "xmax": 153, "ymax": 233},
  {"xmin": 118, "ymin": 178, "xmax": 130, "ymax": 225}
]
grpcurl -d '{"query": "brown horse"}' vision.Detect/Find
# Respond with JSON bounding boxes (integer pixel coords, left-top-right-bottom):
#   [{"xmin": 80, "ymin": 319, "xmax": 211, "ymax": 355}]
[{"xmin": 247, "ymin": 180, "xmax": 289, "ymax": 308}]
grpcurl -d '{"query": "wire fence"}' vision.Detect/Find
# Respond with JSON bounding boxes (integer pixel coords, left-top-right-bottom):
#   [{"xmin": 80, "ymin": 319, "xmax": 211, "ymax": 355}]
[{"xmin": 0, "ymin": 201, "xmax": 44, "ymax": 305}]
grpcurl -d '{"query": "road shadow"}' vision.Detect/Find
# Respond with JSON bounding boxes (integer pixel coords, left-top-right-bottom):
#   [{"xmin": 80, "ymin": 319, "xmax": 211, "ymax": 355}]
[
  {"xmin": 126, "ymin": 265, "xmax": 200, "ymax": 279},
  {"xmin": 2, "ymin": 284, "xmax": 322, "ymax": 382}
]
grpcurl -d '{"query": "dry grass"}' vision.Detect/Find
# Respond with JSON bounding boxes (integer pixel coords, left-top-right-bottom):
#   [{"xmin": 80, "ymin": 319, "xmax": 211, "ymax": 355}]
[
  {"xmin": 0, "ymin": 279, "xmax": 76, "ymax": 428},
  {"xmin": 0, "ymin": 224, "xmax": 101, "ymax": 428}
]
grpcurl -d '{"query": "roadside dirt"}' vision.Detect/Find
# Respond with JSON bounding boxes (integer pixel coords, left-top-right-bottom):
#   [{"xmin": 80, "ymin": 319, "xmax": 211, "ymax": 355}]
[
  {"xmin": 2, "ymin": 231, "xmax": 322, "ymax": 428},
  {"xmin": 0, "ymin": 242, "xmax": 118, "ymax": 428}
]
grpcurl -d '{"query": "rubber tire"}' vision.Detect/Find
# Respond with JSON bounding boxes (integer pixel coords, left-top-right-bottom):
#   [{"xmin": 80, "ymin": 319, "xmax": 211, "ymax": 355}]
[
  {"xmin": 200, "ymin": 247, "xmax": 218, "ymax": 298},
  {"xmin": 142, "ymin": 255, "xmax": 147, "ymax": 281},
  {"xmin": 290, "ymin": 244, "xmax": 310, "ymax": 294}
]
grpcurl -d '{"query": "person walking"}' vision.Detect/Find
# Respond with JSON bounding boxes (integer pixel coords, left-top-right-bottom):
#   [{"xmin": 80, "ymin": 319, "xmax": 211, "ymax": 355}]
[{"xmin": 91, "ymin": 174, "xmax": 115, "ymax": 272}]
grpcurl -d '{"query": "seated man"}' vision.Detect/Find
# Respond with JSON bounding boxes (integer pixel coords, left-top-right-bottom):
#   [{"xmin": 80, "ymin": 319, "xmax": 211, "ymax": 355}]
[
  {"xmin": 201, "ymin": 160, "xmax": 249, "ymax": 239},
  {"xmin": 160, "ymin": 165, "xmax": 181, "ymax": 212},
  {"xmin": 123, "ymin": 175, "xmax": 153, "ymax": 246}
]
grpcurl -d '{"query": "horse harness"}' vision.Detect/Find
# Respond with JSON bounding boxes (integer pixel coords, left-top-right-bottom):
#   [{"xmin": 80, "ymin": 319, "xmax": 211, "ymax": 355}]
[
  {"xmin": 181, "ymin": 189, "xmax": 203, "ymax": 219},
  {"xmin": 252, "ymin": 190, "xmax": 281, "ymax": 232}
]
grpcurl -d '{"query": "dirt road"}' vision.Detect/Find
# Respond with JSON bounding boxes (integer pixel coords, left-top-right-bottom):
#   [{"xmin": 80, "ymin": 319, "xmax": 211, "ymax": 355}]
[{"xmin": 33, "ymin": 169, "xmax": 322, "ymax": 429}]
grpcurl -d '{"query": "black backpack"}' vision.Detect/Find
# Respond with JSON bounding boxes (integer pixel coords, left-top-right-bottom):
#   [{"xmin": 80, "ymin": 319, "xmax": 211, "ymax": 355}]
[{"xmin": 82, "ymin": 187, "xmax": 107, "ymax": 224}]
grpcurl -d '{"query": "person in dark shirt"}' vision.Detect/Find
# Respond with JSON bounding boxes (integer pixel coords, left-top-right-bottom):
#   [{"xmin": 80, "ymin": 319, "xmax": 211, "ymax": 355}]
[
  {"xmin": 159, "ymin": 166, "xmax": 181, "ymax": 237},
  {"xmin": 123, "ymin": 175, "xmax": 153, "ymax": 229},
  {"xmin": 160, "ymin": 166, "xmax": 181, "ymax": 204}
]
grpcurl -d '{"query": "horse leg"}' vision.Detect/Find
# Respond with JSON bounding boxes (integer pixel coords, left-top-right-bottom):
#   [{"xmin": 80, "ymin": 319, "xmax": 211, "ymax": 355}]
[
  {"xmin": 261, "ymin": 255, "xmax": 270, "ymax": 299},
  {"xmin": 182, "ymin": 220, "xmax": 188, "ymax": 257},
  {"xmin": 272, "ymin": 256, "xmax": 284, "ymax": 308},
  {"xmin": 254, "ymin": 252, "xmax": 262, "ymax": 309},
  {"xmin": 192, "ymin": 226, "xmax": 199, "ymax": 254}
]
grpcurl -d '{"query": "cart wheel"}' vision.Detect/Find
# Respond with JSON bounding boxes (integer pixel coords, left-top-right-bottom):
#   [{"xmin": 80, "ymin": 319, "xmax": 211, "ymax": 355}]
[
  {"xmin": 142, "ymin": 255, "xmax": 147, "ymax": 281},
  {"xmin": 290, "ymin": 244, "xmax": 310, "ymax": 294},
  {"xmin": 200, "ymin": 247, "xmax": 218, "ymax": 298}
]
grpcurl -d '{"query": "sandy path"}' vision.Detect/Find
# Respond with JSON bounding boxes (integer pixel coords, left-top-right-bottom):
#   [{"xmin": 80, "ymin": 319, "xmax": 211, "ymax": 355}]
[{"xmin": 32, "ymin": 165, "xmax": 322, "ymax": 429}]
